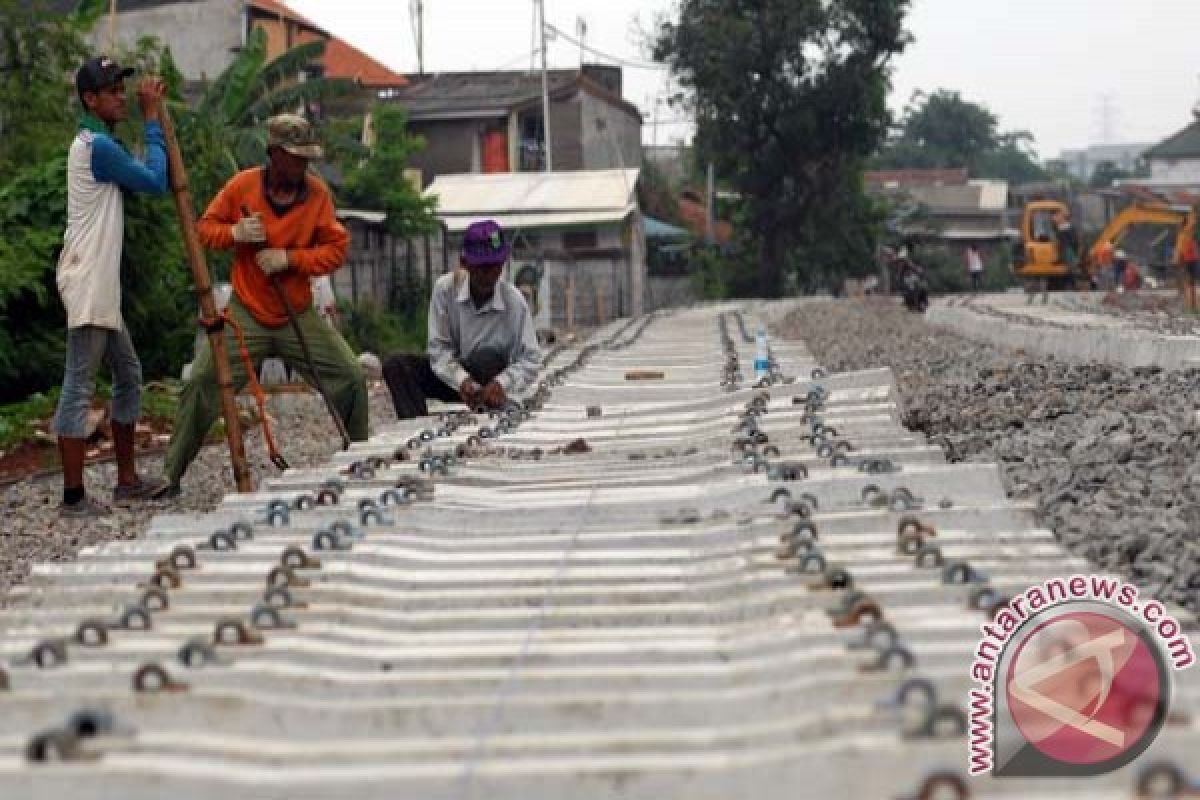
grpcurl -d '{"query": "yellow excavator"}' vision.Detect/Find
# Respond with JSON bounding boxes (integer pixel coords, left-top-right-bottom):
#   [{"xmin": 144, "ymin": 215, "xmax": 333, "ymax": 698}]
[
  {"xmin": 1014, "ymin": 200, "xmax": 1082, "ymax": 288},
  {"xmin": 1016, "ymin": 199, "xmax": 1196, "ymax": 289},
  {"xmin": 1085, "ymin": 201, "xmax": 1196, "ymax": 285}
]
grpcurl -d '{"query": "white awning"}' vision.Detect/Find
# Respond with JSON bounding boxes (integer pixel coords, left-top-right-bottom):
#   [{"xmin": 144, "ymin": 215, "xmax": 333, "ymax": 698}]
[
  {"xmin": 439, "ymin": 207, "xmax": 636, "ymax": 233},
  {"xmin": 427, "ymin": 169, "xmax": 640, "ymax": 233},
  {"xmin": 337, "ymin": 209, "xmax": 386, "ymax": 224}
]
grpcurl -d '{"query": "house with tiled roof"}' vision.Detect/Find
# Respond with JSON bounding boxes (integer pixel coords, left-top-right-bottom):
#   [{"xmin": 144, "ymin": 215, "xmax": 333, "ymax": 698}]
[
  {"xmin": 1141, "ymin": 110, "xmax": 1200, "ymax": 188},
  {"xmin": 393, "ymin": 65, "xmax": 642, "ymax": 187},
  {"xmin": 74, "ymin": 0, "xmax": 405, "ymax": 91},
  {"xmin": 247, "ymin": 0, "xmax": 406, "ymax": 89}
]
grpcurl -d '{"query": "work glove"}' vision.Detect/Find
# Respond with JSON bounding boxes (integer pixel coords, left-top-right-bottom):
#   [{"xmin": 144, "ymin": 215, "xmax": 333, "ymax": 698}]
[
  {"xmin": 232, "ymin": 214, "xmax": 266, "ymax": 244},
  {"xmin": 481, "ymin": 380, "xmax": 507, "ymax": 409},
  {"xmin": 255, "ymin": 248, "xmax": 289, "ymax": 276},
  {"xmin": 459, "ymin": 377, "xmax": 481, "ymax": 409}
]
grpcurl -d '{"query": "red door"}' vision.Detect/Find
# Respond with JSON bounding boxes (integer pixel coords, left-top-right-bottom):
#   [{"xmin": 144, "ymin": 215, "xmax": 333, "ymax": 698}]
[{"xmin": 482, "ymin": 129, "xmax": 510, "ymax": 173}]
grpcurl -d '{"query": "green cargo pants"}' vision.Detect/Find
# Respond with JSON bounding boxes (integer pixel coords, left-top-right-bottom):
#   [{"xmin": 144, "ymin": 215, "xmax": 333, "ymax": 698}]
[{"xmin": 163, "ymin": 296, "xmax": 368, "ymax": 485}]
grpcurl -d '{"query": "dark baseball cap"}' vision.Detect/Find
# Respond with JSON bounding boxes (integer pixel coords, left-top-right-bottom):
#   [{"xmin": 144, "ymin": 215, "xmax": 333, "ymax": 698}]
[{"xmin": 76, "ymin": 56, "xmax": 135, "ymax": 95}]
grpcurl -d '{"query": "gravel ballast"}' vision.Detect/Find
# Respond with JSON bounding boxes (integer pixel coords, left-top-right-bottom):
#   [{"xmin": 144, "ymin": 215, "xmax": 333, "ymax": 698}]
[
  {"xmin": 778, "ymin": 298, "xmax": 1200, "ymax": 613},
  {"xmin": 0, "ymin": 385, "xmax": 395, "ymax": 603}
]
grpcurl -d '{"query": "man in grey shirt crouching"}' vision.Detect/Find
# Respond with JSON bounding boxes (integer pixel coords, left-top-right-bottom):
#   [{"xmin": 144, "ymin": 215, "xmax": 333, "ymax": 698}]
[{"xmin": 383, "ymin": 219, "xmax": 541, "ymax": 419}]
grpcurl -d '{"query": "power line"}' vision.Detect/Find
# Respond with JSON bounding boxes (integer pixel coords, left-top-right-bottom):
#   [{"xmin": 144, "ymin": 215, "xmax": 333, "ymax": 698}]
[
  {"xmin": 544, "ymin": 23, "xmax": 666, "ymax": 71},
  {"xmin": 489, "ymin": 48, "xmax": 542, "ymax": 72}
]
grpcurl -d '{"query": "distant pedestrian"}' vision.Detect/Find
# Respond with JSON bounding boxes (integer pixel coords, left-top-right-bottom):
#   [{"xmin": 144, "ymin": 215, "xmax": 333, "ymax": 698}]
[
  {"xmin": 966, "ymin": 244, "xmax": 984, "ymax": 292},
  {"xmin": 52, "ymin": 57, "xmax": 170, "ymax": 517}
]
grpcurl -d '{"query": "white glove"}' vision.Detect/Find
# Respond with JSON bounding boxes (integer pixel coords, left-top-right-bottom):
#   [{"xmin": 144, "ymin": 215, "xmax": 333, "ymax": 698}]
[
  {"xmin": 231, "ymin": 214, "xmax": 266, "ymax": 244},
  {"xmin": 255, "ymin": 248, "xmax": 289, "ymax": 275}
]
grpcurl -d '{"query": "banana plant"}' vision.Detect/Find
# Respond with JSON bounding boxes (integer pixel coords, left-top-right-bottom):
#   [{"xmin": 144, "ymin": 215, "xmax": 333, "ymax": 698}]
[{"xmin": 174, "ymin": 26, "xmax": 362, "ymax": 205}]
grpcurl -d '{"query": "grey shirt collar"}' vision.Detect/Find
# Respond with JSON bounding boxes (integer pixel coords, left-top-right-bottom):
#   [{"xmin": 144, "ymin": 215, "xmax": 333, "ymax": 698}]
[{"xmin": 455, "ymin": 275, "xmax": 507, "ymax": 313}]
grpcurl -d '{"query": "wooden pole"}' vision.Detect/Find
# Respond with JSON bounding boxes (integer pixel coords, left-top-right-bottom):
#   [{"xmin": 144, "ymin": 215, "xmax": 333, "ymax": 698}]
[{"xmin": 155, "ymin": 97, "xmax": 254, "ymax": 492}]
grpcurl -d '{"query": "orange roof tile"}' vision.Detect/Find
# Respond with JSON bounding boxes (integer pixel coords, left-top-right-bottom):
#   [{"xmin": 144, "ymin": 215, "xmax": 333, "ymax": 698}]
[
  {"xmin": 322, "ymin": 35, "xmax": 408, "ymax": 89},
  {"xmin": 247, "ymin": 0, "xmax": 325, "ymax": 32},
  {"xmin": 248, "ymin": 0, "xmax": 407, "ymax": 90}
]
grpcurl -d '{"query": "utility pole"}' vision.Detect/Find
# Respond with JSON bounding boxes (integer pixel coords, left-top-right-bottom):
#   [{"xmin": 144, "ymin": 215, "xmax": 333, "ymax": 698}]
[
  {"xmin": 538, "ymin": 0, "xmax": 553, "ymax": 171},
  {"xmin": 705, "ymin": 162, "xmax": 715, "ymax": 245},
  {"xmin": 576, "ymin": 16, "xmax": 586, "ymax": 67},
  {"xmin": 651, "ymin": 96, "xmax": 661, "ymax": 150},
  {"xmin": 411, "ymin": 0, "xmax": 425, "ymax": 75}
]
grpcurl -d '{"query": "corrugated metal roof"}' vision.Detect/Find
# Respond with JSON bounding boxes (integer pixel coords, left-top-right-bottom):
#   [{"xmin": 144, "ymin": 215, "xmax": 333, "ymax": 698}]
[
  {"xmin": 427, "ymin": 169, "xmax": 640, "ymax": 232},
  {"xmin": 395, "ymin": 70, "xmax": 580, "ymax": 119},
  {"xmin": 394, "ymin": 69, "xmax": 642, "ymax": 122}
]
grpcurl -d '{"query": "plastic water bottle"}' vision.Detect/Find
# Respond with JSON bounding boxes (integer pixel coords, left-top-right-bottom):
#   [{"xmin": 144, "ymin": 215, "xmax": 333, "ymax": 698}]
[{"xmin": 754, "ymin": 325, "xmax": 770, "ymax": 382}]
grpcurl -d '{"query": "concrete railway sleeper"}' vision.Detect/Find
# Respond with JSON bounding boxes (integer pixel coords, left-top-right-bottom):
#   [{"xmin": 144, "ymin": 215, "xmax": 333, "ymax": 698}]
[{"xmin": 1, "ymin": 306, "xmax": 1196, "ymax": 799}]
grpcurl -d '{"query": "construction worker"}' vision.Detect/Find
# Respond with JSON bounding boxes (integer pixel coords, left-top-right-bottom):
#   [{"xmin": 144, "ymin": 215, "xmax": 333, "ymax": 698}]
[
  {"xmin": 1113, "ymin": 249, "xmax": 1130, "ymax": 290},
  {"xmin": 382, "ymin": 220, "xmax": 541, "ymax": 419},
  {"xmin": 1120, "ymin": 255, "xmax": 1142, "ymax": 292},
  {"xmin": 155, "ymin": 114, "xmax": 367, "ymax": 497},
  {"xmin": 1093, "ymin": 240, "xmax": 1115, "ymax": 290},
  {"xmin": 1184, "ymin": 231, "xmax": 1200, "ymax": 313},
  {"xmin": 52, "ymin": 57, "xmax": 169, "ymax": 517},
  {"xmin": 1053, "ymin": 208, "xmax": 1078, "ymax": 268}
]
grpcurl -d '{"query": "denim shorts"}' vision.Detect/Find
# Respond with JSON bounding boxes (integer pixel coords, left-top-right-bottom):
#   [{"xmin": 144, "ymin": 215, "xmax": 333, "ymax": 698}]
[
  {"xmin": 1187, "ymin": 260, "xmax": 1200, "ymax": 282},
  {"xmin": 51, "ymin": 325, "xmax": 143, "ymax": 437}
]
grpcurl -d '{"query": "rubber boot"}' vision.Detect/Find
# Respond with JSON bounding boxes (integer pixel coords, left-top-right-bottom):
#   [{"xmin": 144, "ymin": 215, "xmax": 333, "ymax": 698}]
[
  {"xmin": 111, "ymin": 421, "xmax": 138, "ymax": 488},
  {"xmin": 58, "ymin": 436, "xmax": 88, "ymax": 492}
]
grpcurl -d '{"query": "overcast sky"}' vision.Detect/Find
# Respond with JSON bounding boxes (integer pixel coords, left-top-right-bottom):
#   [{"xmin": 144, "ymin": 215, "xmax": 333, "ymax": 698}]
[{"xmin": 288, "ymin": 0, "xmax": 1200, "ymax": 160}]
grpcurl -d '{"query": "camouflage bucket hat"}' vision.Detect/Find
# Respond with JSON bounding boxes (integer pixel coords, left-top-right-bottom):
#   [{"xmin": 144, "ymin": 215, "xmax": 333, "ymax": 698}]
[{"xmin": 267, "ymin": 114, "xmax": 323, "ymax": 159}]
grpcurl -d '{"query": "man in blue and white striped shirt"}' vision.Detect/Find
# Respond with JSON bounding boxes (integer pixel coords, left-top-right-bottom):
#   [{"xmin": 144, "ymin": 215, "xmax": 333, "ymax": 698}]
[{"xmin": 52, "ymin": 57, "xmax": 169, "ymax": 517}]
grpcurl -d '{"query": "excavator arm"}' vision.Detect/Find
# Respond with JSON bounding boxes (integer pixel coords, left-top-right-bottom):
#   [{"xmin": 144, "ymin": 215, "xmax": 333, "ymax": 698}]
[{"xmin": 1084, "ymin": 203, "xmax": 1196, "ymax": 277}]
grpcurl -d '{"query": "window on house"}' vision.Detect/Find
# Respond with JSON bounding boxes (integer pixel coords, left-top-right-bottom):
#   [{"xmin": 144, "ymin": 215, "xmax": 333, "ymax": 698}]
[
  {"xmin": 519, "ymin": 115, "xmax": 546, "ymax": 172},
  {"xmin": 564, "ymin": 230, "xmax": 598, "ymax": 251}
]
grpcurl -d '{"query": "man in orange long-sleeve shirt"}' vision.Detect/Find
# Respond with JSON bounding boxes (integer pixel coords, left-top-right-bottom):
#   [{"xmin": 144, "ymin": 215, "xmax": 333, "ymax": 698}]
[{"xmin": 156, "ymin": 115, "xmax": 367, "ymax": 496}]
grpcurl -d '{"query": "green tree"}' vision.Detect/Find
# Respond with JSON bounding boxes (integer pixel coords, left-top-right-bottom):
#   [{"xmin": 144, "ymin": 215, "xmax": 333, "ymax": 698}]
[
  {"xmin": 341, "ymin": 104, "xmax": 437, "ymax": 239},
  {"xmin": 1087, "ymin": 158, "xmax": 1148, "ymax": 189},
  {"xmin": 0, "ymin": 23, "xmax": 360, "ymax": 403},
  {"xmin": 0, "ymin": 150, "xmax": 192, "ymax": 403},
  {"xmin": 176, "ymin": 26, "xmax": 360, "ymax": 207},
  {"xmin": 0, "ymin": 0, "xmax": 103, "ymax": 178},
  {"xmin": 655, "ymin": 0, "xmax": 911, "ymax": 297},
  {"xmin": 876, "ymin": 89, "xmax": 1046, "ymax": 184},
  {"xmin": 1089, "ymin": 160, "xmax": 1128, "ymax": 189},
  {"xmin": 637, "ymin": 159, "xmax": 684, "ymax": 227}
]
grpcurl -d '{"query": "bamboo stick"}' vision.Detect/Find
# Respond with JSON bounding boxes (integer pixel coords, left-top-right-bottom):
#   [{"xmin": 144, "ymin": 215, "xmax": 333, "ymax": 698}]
[{"xmin": 155, "ymin": 97, "xmax": 254, "ymax": 492}]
